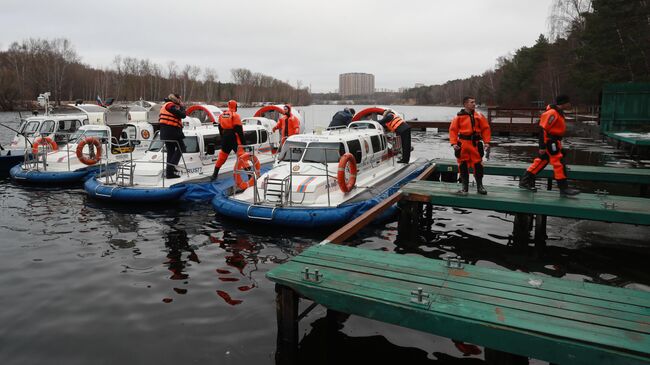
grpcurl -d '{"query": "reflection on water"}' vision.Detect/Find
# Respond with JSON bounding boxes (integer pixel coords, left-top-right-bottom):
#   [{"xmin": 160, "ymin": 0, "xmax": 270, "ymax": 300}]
[{"xmin": 0, "ymin": 109, "xmax": 649, "ymax": 364}]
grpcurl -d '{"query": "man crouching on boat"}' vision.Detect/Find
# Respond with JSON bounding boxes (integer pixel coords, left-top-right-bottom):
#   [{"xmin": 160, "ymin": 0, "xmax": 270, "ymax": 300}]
[
  {"xmin": 449, "ymin": 96, "xmax": 491, "ymax": 195},
  {"xmin": 211, "ymin": 100, "xmax": 246, "ymax": 181},
  {"xmin": 378, "ymin": 109, "xmax": 411, "ymax": 164}
]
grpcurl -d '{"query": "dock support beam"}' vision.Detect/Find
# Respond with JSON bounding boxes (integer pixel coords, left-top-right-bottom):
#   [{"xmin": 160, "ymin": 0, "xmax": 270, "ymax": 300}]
[
  {"xmin": 512, "ymin": 213, "xmax": 532, "ymax": 247},
  {"xmin": 534, "ymin": 214, "xmax": 547, "ymax": 250},
  {"xmin": 398, "ymin": 199, "xmax": 422, "ymax": 241},
  {"xmin": 276, "ymin": 284, "xmax": 299, "ymax": 364}
]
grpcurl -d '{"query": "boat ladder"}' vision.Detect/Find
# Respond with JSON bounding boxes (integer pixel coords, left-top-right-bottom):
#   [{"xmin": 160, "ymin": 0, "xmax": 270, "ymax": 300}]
[
  {"xmin": 263, "ymin": 177, "xmax": 289, "ymax": 205},
  {"xmin": 115, "ymin": 161, "xmax": 135, "ymax": 187}
]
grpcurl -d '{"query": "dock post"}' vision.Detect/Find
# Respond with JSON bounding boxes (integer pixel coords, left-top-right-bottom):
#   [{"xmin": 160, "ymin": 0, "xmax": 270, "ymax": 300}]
[
  {"xmin": 534, "ymin": 214, "xmax": 547, "ymax": 251},
  {"xmin": 398, "ymin": 199, "xmax": 421, "ymax": 241},
  {"xmin": 424, "ymin": 203, "xmax": 433, "ymax": 230},
  {"xmin": 512, "ymin": 213, "xmax": 532, "ymax": 247},
  {"xmin": 275, "ymin": 284, "xmax": 299, "ymax": 364}
]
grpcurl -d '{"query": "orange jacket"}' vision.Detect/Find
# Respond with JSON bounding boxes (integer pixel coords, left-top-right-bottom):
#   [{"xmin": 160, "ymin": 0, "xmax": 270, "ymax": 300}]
[
  {"xmin": 385, "ymin": 115, "xmax": 405, "ymax": 132},
  {"xmin": 218, "ymin": 110, "xmax": 242, "ymax": 130},
  {"xmin": 273, "ymin": 115, "xmax": 300, "ymax": 138},
  {"xmin": 159, "ymin": 102, "xmax": 183, "ymax": 128},
  {"xmin": 449, "ymin": 110, "xmax": 491, "ymax": 145},
  {"xmin": 539, "ymin": 105, "xmax": 566, "ymax": 141}
]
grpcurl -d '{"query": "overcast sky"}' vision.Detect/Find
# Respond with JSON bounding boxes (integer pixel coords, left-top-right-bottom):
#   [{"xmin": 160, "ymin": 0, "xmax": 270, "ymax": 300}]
[{"xmin": 1, "ymin": 0, "xmax": 553, "ymax": 92}]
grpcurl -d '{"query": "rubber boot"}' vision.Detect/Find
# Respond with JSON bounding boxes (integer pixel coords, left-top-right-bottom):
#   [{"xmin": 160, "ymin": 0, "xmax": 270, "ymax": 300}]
[
  {"xmin": 210, "ymin": 166, "xmax": 220, "ymax": 181},
  {"xmin": 557, "ymin": 179, "xmax": 580, "ymax": 197},
  {"xmin": 519, "ymin": 171, "xmax": 538, "ymax": 192},
  {"xmin": 475, "ymin": 164, "xmax": 487, "ymax": 195},
  {"xmin": 456, "ymin": 163, "xmax": 469, "ymax": 196}
]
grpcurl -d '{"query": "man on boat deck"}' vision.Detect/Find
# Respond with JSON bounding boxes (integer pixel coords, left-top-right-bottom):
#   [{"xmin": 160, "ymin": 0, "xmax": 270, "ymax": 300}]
[
  {"xmin": 519, "ymin": 94, "xmax": 580, "ymax": 196},
  {"xmin": 449, "ymin": 96, "xmax": 491, "ymax": 195},
  {"xmin": 378, "ymin": 108, "xmax": 411, "ymax": 164},
  {"xmin": 328, "ymin": 108, "xmax": 355, "ymax": 128},
  {"xmin": 159, "ymin": 93, "xmax": 186, "ymax": 179},
  {"xmin": 272, "ymin": 104, "xmax": 300, "ymax": 146},
  {"xmin": 211, "ymin": 100, "xmax": 245, "ymax": 181}
]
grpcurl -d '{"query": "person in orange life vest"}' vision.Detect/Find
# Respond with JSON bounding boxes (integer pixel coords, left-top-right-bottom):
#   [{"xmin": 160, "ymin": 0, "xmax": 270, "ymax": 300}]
[
  {"xmin": 211, "ymin": 100, "xmax": 246, "ymax": 181},
  {"xmin": 378, "ymin": 109, "xmax": 412, "ymax": 163},
  {"xmin": 519, "ymin": 94, "xmax": 580, "ymax": 196},
  {"xmin": 159, "ymin": 93, "xmax": 186, "ymax": 179},
  {"xmin": 449, "ymin": 96, "xmax": 491, "ymax": 195},
  {"xmin": 272, "ymin": 104, "xmax": 300, "ymax": 146}
]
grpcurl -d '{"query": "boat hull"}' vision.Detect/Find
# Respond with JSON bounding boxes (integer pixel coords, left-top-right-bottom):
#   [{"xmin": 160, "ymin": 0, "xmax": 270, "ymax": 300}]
[
  {"xmin": 0, "ymin": 152, "xmax": 26, "ymax": 178},
  {"xmin": 9, "ymin": 164, "xmax": 107, "ymax": 184},
  {"xmin": 84, "ymin": 178, "xmax": 188, "ymax": 202},
  {"xmin": 211, "ymin": 160, "xmax": 432, "ymax": 228}
]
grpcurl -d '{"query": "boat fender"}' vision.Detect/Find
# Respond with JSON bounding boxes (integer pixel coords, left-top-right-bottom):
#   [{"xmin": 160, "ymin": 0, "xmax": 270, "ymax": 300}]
[
  {"xmin": 76, "ymin": 137, "xmax": 103, "ymax": 165},
  {"xmin": 32, "ymin": 136, "xmax": 58, "ymax": 155},
  {"xmin": 337, "ymin": 153, "xmax": 357, "ymax": 193},
  {"xmin": 234, "ymin": 152, "xmax": 261, "ymax": 190}
]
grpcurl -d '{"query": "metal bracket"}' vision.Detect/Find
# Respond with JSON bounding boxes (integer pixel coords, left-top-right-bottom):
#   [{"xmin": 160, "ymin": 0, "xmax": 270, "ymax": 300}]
[
  {"xmin": 410, "ymin": 287, "xmax": 430, "ymax": 305},
  {"xmin": 602, "ymin": 201, "xmax": 617, "ymax": 209},
  {"xmin": 595, "ymin": 189, "xmax": 609, "ymax": 197},
  {"xmin": 301, "ymin": 267, "xmax": 323, "ymax": 283},
  {"xmin": 445, "ymin": 256, "xmax": 464, "ymax": 269}
]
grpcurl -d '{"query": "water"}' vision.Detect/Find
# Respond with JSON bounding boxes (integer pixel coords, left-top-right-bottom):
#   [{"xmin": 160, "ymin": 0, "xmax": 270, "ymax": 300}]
[{"xmin": 1, "ymin": 107, "xmax": 649, "ymax": 364}]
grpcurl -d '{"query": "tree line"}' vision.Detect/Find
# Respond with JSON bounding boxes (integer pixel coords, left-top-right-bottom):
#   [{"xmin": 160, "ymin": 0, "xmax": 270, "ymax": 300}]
[
  {"xmin": 0, "ymin": 39, "xmax": 311, "ymax": 111},
  {"xmin": 403, "ymin": 0, "xmax": 649, "ymax": 107}
]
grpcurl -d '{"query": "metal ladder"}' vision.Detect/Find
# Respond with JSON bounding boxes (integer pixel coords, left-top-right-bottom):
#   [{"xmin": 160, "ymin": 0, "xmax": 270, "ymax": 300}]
[
  {"xmin": 115, "ymin": 161, "xmax": 135, "ymax": 187},
  {"xmin": 263, "ymin": 177, "xmax": 288, "ymax": 205}
]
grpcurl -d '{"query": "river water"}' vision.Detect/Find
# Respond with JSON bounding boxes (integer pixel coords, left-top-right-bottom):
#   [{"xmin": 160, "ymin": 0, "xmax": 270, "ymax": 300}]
[{"xmin": 1, "ymin": 105, "xmax": 648, "ymax": 364}]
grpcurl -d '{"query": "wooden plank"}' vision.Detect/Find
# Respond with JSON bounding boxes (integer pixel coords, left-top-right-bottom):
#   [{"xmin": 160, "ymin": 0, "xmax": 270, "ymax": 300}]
[
  {"xmin": 323, "ymin": 164, "xmax": 437, "ymax": 244},
  {"xmin": 306, "ymin": 244, "xmax": 650, "ymax": 313},
  {"xmin": 605, "ymin": 132, "xmax": 650, "ymax": 147},
  {"xmin": 432, "ymin": 158, "xmax": 650, "ymax": 184},
  {"xmin": 401, "ymin": 181, "xmax": 650, "ymax": 225},
  {"xmin": 268, "ymin": 263, "xmax": 650, "ymax": 364}
]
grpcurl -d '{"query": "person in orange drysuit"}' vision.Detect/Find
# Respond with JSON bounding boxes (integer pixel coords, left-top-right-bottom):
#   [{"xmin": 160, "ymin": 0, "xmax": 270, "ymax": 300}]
[
  {"xmin": 519, "ymin": 94, "xmax": 580, "ymax": 196},
  {"xmin": 211, "ymin": 100, "xmax": 245, "ymax": 180},
  {"xmin": 449, "ymin": 96, "xmax": 491, "ymax": 195},
  {"xmin": 272, "ymin": 104, "xmax": 300, "ymax": 146}
]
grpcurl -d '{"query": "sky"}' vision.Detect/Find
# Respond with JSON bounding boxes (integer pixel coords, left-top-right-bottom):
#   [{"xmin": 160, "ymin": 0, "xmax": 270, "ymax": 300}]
[{"xmin": 0, "ymin": 0, "xmax": 554, "ymax": 93}]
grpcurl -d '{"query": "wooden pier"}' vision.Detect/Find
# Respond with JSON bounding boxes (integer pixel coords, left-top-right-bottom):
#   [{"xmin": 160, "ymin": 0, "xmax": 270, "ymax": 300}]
[
  {"xmin": 269, "ymin": 160, "xmax": 650, "ymax": 364},
  {"xmin": 408, "ymin": 120, "xmax": 539, "ymax": 135},
  {"xmin": 269, "ymin": 244, "xmax": 650, "ymax": 365}
]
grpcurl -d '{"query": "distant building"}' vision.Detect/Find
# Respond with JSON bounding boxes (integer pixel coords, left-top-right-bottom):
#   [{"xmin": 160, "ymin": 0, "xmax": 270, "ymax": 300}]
[
  {"xmin": 414, "ymin": 83, "xmax": 425, "ymax": 88},
  {"xmin": 339, "ymin": 73, "xmax": 375, "ymax": 97}
]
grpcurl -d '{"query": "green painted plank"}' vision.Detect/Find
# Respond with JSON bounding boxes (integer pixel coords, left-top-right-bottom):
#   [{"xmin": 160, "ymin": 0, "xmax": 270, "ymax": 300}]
[
  {"xmin": 402, "ymin": 181, "xmax": 650, "ymax": 225},
  {"xmin": 313, "ymin": 244, "xmax": 650, "ymax": 305},
  {"xmin": 432, "ymin": 158, "xmax": 650, "ymax": 184},
  {"xmin": 269, "ymin": 264, "xmax": 649, "ymax": 349},
  {"xmin": 292, "ymin": 253, "xmax": 650, "ymax": 328},
  {"xmin": 605, "ymin": 132, "xmax": 650, "ymax": 147},
  {"xmin": 268, "ymin": 264, "xmax": 650, "ymax": 364}
]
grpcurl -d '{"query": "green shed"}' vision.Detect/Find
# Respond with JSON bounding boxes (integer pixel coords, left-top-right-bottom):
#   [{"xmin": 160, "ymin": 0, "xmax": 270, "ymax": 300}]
[{"xmin": 600, "ymin": 83, "xmax": 650, "ymax": 133}]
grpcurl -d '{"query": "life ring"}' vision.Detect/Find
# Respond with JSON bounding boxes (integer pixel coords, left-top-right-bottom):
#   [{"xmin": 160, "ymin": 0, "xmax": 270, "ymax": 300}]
[
  {"xmin": 76, "ymin": 137, "xmax": 103, "ymax": 165},
  {"xmin": 337, "ymin": 153, "xmax": 357, "ymax": 193},
  {"xmin": 32, "ymin": 136, "xmax": 58, "ymax": 155},
  {"xmin": 234, "ymin": 153, "xmax": 261, "ymax": 190}
]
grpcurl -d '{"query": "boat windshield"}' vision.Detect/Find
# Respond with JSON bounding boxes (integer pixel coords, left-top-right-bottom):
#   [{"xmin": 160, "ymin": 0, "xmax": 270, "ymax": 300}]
[
  {"xmin": 302, "ymin": 142, "xmax": 345, "ymax": 163},
  {"xmin": 22, "ymin": 121, "xmax": 41, "ymax": 135},
  {"xmin": 69, "ymin": 129, "xmax": 109, "ymax": 143},
  {"xmin": 278, "ymin": 141, "xmax": 307, "ymax": 162},
  {"xmin": 148, "ymin": 134, "xmax": 200, "ymax": 153}
]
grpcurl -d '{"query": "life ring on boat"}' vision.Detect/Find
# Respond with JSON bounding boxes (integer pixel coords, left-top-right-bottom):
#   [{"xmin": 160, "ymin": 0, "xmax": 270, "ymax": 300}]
[
  {"xmin": 31, "ymin": 136, "xmax": 58, "ymax": 154},
  {"xmin": 234, "ymin": 153, "xmax": 261, "ymax": 190},
  {"xmin": 76, "ymin": 137, "xmax": 103, "ymax": 165},
  {"xmin": 337, "ymin": 153, "xmax": 357, "ymax": 193}
]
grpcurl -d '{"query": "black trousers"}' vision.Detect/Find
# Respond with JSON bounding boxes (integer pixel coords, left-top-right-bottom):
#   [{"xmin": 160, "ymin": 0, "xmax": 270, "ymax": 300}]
[
  {"xmin": 160, "ymin": 124, "xmax": 185, "ymax": 175},
  {"xmin": 397, "ymin": 124, "xmax": 411, "ymax": 163}
]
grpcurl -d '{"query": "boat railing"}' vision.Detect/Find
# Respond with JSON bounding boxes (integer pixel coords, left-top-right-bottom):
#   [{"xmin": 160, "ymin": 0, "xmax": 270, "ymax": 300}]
[
  {"xmin": 102, "ymin": 139, "xmax": 190, "ymax": 188},
  {"xmin": 254, "ymin": 145, "xmax": 340, "ymax": 207}
]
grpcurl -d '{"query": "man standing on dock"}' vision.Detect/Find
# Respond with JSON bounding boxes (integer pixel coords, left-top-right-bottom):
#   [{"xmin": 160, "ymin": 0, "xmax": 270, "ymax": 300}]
[
  {"xmin": 449, "ymin": 96, "xmax": 491, "ymax": 195},
  {"xmin": 519, "ymin": 95, "xmax": 580, "ymax": 196}
]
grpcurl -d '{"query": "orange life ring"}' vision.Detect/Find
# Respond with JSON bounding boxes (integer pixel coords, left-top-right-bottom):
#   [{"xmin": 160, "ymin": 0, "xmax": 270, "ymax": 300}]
[
  {"xmin": 32, "ymin": 136, "xmax": 58, "ymax": 154},
  {"xmin": 234, "ymin": 153, "xmax": 261, "ymax": 190},
  {"xmin": 337, "ymin": 153, "xmax": 357, "ymax": 193},
  {"xmin": 76, "ymin": 137, "xmax": 103, "ymax": 165}
]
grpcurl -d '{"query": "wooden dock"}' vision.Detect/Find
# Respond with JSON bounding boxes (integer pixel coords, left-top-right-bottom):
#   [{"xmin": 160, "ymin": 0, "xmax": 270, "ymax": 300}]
[
  {"xmin": 268, "ymin": 244, "xmax": 650, "ymax": 365},
  {"xmin": 431, "ymin": 158, "xmax": 650, "ymax": 185}
]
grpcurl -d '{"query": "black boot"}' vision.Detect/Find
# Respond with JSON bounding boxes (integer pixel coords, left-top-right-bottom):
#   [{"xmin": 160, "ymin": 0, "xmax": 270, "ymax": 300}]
[
  {"xmin": 210, "ymin": 166, "xmax": 220, "ymax": 181},
  {"xmin": 519, "ymin": 171, "xmax": 538, "ymax": 192},
  {"xmin": 557, "ymin": 179, "xmax": 580, "ymax": 197},
  {"xmin": 457, "ymin": 163, "xmax": 469, "ymax": 196},
  {"xmin": 475, "ymin": 164, "xmax": 487, "ymax": 195}
]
